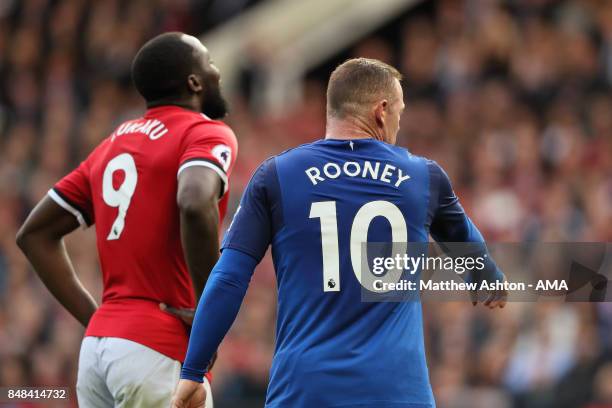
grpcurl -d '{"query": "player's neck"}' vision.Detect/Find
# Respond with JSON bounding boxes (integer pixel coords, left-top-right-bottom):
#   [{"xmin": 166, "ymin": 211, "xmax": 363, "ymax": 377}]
[
  {"xmin": 325, "ymin": 118, "xmax": 383, "ymax": 141},
  {"xmin": 145, "ymin": 99, "xmax": 201, "ymax": 113}
]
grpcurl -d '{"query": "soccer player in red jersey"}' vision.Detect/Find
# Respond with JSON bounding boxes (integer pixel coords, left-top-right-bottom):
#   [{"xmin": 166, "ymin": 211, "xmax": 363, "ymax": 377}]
[{"xmin": 16, "ymin": 32, "xmax": 236, "ymax": 407}]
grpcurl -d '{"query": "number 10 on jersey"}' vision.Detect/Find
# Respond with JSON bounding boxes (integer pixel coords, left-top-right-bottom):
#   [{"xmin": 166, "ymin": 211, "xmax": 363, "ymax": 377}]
[{"xmin": 309, "ymin": 200, "xmax": 408, "ymax": 293}]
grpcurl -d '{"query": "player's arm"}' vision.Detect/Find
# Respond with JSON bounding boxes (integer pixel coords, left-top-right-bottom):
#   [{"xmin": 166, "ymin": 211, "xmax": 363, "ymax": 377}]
[
  {"xmin": 177, "ymin": 166, "xmax": 222, "ymax": 301},
  {"xmin": 173, "ymin": 160, "xmax": 274, "ymax": 407},
  {"xmin": 428, "ymin": 161, "xmax": 506, "ymax": 308},
  {"xmin": 16, "ymin": 196, "xmax": 98, "ymax": 327},
  {"xmin": 175, "ymin": 122, "xmax": 238, "ymax": 306}
]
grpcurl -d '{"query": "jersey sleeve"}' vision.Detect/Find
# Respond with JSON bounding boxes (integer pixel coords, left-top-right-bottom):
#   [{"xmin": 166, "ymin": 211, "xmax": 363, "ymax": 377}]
[
  {"xmin": 427, "ymin": 160, "xmax": 504, "ymax": 282},
  {"xmin": 427, "ymin": 160, "xmax": 482, "ymax": 242},
  {"xmin": 221, "ymin": 159, "xmax": 275, "ymax": 262},
  {"xmin": 49, "ymin": 160, "xmax": 94, "ymax": 228},
  {"xmin": 178, "ymin": 121, "xmax": 238, "ymax": 197}
]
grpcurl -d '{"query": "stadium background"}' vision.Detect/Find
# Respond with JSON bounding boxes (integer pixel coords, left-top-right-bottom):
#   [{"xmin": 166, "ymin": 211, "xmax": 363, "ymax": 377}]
[{"xmin": 0, "ymin": 0, "xmax": 611, "ymax": 407}]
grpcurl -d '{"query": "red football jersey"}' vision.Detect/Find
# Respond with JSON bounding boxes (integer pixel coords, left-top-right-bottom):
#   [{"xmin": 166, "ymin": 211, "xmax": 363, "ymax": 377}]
[{"xmin": 49, "ymin": 105, "xmax": 237, "ymax": 362}]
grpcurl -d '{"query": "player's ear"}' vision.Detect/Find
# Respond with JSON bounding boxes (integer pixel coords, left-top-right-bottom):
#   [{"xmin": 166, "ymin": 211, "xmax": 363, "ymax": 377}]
[
  {"xmin": 187, "ymin": 74, "xmax": 203, "ymax": 94},
  {"xmin": 374, "ymin": 100, "xmax": 387, "ymax": 128}
]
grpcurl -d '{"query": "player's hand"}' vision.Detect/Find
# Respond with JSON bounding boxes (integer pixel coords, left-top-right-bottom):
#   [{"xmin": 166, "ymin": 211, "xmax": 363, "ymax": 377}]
[
  {"xmin": 482, "ymin": 286, "xmax": 507, "ymax": 309},
  {"xmin": 471, "ymin": 275, "xmax": 507, "ymax": 309},
  {"xmin": 160, "ymin": 303, "xmax": 195, "ymax": 325},
  {"xmin": 159, "ymin": 301, "xmax": 218, "ymax": 370},
  {"xmin": 171, "ymin": 379, "xmax": 206, "ymax": 408}
]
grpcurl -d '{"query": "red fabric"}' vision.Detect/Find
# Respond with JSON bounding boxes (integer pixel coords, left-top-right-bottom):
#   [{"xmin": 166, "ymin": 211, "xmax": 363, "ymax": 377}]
[{"xmin": 54, "ymin": 105, "xmax": 237, "ymax": 362}]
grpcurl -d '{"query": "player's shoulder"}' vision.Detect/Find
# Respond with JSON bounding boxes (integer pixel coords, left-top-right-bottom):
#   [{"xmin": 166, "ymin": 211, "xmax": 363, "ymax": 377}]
[
  {"xmin": 381, "ymin": 143, "xmax": 446, "ymax": 183},
  {"xmin": 245, "ymin": 142, "xmax": 311, "ymax": 189},
  {"xmin": 360, "ymin": 140, "xmax": 434, "ymax": 172},
  {"xmin": 249, "ymin": 156, "xmax": 278, "ymax": 181},
  {"xmin": 182, "ymin": 112, "xmax": 235, "ymax": 137},
  {"xmin": 272, "ymin": 139, "xmax": 323, "ymax": 159},
  {"xmin": 385, "ymin": 142, "xmax": 426, "ymax": 163}
]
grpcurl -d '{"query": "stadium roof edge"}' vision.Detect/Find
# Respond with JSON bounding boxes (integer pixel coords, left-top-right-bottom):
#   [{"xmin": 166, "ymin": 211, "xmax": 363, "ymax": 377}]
[{"xmin": 199, "ymin": 0, "xmax": 422, "ymax": 113}]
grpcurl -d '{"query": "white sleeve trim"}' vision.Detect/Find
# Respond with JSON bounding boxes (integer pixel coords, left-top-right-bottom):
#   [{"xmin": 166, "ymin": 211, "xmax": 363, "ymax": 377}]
[
  {"xmin": 47, "ymin": 189, "xmax": 88, "ymax": 228},
  {"xmin": 177, "ymin": 160, "xmax": 229, "ymax": 195}
]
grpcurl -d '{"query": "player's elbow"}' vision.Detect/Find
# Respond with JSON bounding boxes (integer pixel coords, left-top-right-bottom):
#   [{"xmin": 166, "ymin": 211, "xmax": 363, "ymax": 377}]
[{"xmin": 15, "ymin": 223, "xmax": 34, "ymax": 252}]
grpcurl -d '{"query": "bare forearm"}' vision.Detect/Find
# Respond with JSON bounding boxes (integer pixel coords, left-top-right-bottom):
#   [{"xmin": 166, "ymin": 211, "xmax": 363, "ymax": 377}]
[
  {"xmin": 20, "ymin": 237, "xmax": 97, "ymax": 327},
  {"xmin": 180, "ymin": 205, "xmax": 220, "ymax": 300}
]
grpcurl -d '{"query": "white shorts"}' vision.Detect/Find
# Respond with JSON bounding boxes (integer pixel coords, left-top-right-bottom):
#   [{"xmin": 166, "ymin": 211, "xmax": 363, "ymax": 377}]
[{"xmin": 77, "ymin": 336, "xmax": 213, "ymax": 408}]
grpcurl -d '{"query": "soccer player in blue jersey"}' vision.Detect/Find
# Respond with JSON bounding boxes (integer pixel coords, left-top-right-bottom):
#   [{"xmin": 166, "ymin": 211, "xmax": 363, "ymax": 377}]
[{"xmin": 171, "ymin": 58, "xmax": 507, "ymax": 408}]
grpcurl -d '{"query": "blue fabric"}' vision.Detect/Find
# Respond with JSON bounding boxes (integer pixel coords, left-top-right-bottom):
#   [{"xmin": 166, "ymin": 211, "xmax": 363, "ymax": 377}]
[
  {"xmin": 221, "ymin": 158, "xmax": 281, "ymax": 262},
  {"xmin": 180, "ymin": 248, "xmax": 257, "ymax": 382}
]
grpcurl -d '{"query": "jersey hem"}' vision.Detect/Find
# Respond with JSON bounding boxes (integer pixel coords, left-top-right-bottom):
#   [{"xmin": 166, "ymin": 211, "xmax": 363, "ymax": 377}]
[
  {"xmin": 177, "ymin": 158, "xmax": 228, "ymax": 196},
  {"xmin": 48, "ymin": 188, "xmax": 91, "ymax": 227}
]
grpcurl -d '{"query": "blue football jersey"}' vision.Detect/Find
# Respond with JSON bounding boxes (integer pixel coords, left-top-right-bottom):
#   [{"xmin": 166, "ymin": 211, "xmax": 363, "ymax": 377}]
[{"xmin": 222, "ymin": 138, "xmax": 448, "ymax": 407}]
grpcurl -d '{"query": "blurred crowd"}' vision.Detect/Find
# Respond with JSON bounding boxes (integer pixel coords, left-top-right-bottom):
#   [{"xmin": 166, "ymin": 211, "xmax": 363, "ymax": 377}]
[{"xmin": 0, "ymin": 0, "xmax": 611, "ymax": 407}]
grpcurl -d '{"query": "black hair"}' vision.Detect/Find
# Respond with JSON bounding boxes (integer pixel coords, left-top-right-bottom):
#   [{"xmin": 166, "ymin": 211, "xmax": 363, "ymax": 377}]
[{"xmin": 131, "ymin": 32, "xmax": 198, "ymax": 102}]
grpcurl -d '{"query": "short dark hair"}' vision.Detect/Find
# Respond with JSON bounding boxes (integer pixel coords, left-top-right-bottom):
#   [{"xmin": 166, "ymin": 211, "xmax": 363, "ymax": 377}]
[
  {"xmin": 131, "ymin": 32, "xmax": 198, "ymax": 102},
  {"xmin": 327, "ymin": 58, "xmax": 402, "ymax": 118}
]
